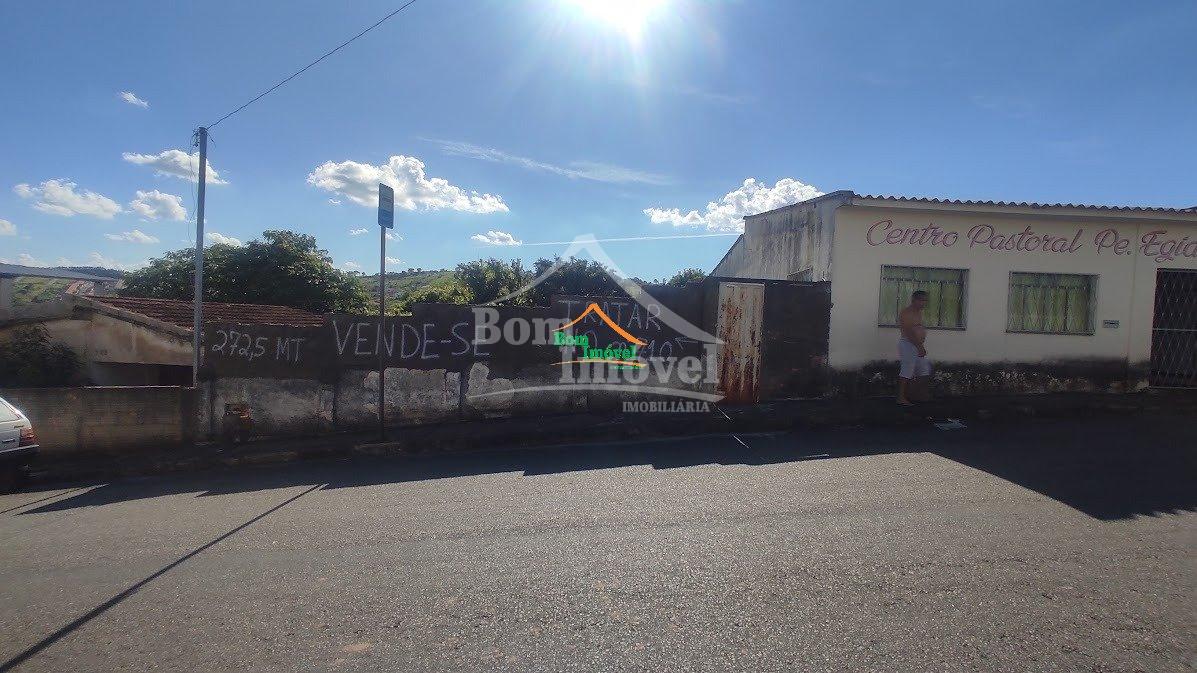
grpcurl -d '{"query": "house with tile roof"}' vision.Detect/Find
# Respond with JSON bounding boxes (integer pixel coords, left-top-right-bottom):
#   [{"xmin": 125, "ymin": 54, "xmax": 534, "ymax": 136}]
[
  {"xmin": 712, "ymin": 192, "xmax": 1197, "ymax": 393},
  {"xmin": 0, "ymin": 294, "xmax": 323, "ymax": 385}
]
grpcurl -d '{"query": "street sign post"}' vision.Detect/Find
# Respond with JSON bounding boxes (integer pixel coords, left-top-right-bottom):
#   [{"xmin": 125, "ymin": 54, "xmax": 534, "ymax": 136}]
[
  {"xmin": 377, "ymin": 183, "xmax": 394, "ymax": 438},
  {"xmin": 378, "ymin": 183, "xmax": 395, "ymax": 229}
]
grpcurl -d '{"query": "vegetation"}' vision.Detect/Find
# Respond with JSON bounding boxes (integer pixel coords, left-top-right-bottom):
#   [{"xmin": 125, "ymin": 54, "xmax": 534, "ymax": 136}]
[
  {"xmin": 384, "ymin": 257, "xmax": 707, "ymax": 311},
  {"xmin": 525, "ymin": 257, "xmax": 626, "ymax": 306},
  {"xmin": 0, "ymin": 325, "xmax": 80, "ymax": 387},
  {"xmin": 12, "ymin": 278, "xmax": 72, "ymax": 306},
  {"xmin": 121, "ymin": 231, "xmax": 370, "ymax": 313},
  {"xmin": 360, "ymin": 269, "xmax": 455, "ymax": 313},
  {"xmin": 659, "ymin": 268, "xmax": 706, "ymax": 287},
  {"xmin": 393, "ymin": 277, "xmax": 473, "ymax": 313},
  {"xmin": 24, "ymin": 230, "xmax": 706, "ymax": 315},
  {"xmin": 456, "ymin": 259, "xmax": 533, "ymax": 306},
  {"xmin": 12, "ymin": 266, "xmax": 128, "ymax": 307}
]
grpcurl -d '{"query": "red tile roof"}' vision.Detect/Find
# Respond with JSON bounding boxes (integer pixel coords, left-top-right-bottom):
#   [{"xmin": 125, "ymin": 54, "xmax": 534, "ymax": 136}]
[{"xmin": 88, "ymin": 296, "xmax": 325, "ymax": 329}]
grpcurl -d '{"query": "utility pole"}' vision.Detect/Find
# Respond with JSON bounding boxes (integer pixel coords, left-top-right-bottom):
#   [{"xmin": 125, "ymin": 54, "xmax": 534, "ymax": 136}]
[
  {"xmin": 378, "ymin": 222, "xmax": 386, "ymax": 439},
  {"xmin": 192, "ymin": 127, "xmax": 208, "ymax": 388}
]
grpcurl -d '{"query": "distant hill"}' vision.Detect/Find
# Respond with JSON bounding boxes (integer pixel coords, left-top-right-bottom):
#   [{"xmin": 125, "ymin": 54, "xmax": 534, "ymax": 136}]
[
  {"xmin": 11, "ymin": 266, "xmax": 126, "ymax": 306},
  {"xmin": 358, "ymin": 269, "xmax": 454, "ymax": 302},
  {"xmin": 61, "ymin": 265, "xmax": 125, "ymax": 279}
]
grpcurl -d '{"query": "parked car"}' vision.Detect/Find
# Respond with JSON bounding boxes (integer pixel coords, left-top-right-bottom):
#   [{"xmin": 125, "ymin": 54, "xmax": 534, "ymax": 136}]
[{"xmin": 0, "ymin": 396, "xmax": 37, "ymax": 492}]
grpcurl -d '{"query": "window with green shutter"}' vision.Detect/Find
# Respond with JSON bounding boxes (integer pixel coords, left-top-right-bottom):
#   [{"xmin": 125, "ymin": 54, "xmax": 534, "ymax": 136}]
[
  {"xmin": 877, "ymin": 265, "xmax": 968, "ymax": 329},
  {"xmin": 1007, "ymin": 272, "xmax": 1097, "ymax": 335}
]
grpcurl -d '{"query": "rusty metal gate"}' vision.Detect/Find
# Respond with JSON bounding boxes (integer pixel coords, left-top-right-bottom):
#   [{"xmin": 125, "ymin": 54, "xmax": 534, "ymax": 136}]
[
  {"xmin": 1150, "ymin": 269, "xmax": 1197, "ymax": 387},
  {"xmin": 715, "ymin": 282, "xmax": 763, "ymax": 404}
]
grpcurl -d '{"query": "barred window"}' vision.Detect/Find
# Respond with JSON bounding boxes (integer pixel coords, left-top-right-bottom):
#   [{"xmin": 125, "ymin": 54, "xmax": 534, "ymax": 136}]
[
  {"xmin": 877, "ymin": 266, "xmax": 967, "ymax": 329},
  {"xmin": 1007, "ymin": 272, "xmax": 1096, "ymax": 335}
]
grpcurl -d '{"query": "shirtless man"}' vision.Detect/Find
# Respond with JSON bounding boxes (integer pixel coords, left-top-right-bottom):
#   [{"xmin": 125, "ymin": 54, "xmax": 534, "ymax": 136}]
[{"xmin": 897, "ymin": 290, "xmax": 932, "ymax": 406}]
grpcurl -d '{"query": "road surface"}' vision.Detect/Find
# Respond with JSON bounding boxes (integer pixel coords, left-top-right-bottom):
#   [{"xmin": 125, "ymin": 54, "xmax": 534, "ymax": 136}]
[{"xmin": 1, "ymin": 415, "xmax": 1194, "ymax": 672}]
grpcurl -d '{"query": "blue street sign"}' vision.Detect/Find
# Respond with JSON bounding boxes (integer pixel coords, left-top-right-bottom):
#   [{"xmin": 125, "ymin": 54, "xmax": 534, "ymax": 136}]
[{"xmin": 378, "ymin": 183, "xmax": 395, "ymax": 229}]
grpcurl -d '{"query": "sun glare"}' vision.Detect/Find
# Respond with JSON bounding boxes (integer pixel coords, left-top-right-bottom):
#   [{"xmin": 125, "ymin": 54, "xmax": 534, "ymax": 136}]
[{"xmin": 567, "ymin": 0, "xmax": 668, "ymax": 41}]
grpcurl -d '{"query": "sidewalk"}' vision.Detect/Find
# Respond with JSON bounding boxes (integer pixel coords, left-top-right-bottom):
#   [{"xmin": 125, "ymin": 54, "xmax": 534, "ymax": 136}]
[{"xmin": 28, "ymin": 389, "xmax": 1197, "ymax": 483}]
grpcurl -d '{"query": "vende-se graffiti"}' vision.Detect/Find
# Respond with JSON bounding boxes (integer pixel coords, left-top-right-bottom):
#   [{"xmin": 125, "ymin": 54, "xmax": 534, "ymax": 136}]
[{"xmin": 866, "ymin": 219, "xmax": 1197, "ymax": 261}]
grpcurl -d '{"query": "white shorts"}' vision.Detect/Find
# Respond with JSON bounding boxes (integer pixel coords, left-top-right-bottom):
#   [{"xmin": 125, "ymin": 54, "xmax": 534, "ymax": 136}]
[{"xmin": 898, "ymin": 339, "xmax": 932, "ymax": 379}]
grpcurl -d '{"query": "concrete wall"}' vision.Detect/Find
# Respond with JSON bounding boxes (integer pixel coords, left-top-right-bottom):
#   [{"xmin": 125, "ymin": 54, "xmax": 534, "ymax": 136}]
[
  {"xmin": 828, "ymin": 205, "xmax": 1197, "ymax": 392},
  {"xmin": 191, "ymin": 278, "xmax": 836, "ymax": 439},
  {"xmin": 0, "ymin": 308, "xmax": 192, "ymax": 385},
  {"xmin": 0, "ymin": 386, "xmax": 197, "ymax": 457},
  {"xmin": 712, "ymin": 192, "xmax": 852, "ymax": 281},
  {"xmin": 197, "ymin": 362, "xmax": 590, "ymax": 439}
]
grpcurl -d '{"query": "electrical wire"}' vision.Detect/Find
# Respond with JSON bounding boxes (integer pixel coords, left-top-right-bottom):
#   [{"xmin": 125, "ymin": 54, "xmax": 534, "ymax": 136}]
[{"xmin": 207, "ymin": 0, "xmax": 421, "ymax": 129}]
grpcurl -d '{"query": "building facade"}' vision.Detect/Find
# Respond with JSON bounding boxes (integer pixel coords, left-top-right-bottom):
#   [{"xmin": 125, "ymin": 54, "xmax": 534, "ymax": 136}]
[{"xmin": 713, "ymin": 192, "xmax": 1197, "ymax": 393}]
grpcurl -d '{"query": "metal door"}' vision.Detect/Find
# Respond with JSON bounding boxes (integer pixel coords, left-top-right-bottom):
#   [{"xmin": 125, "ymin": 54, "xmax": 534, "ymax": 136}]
[
  {"xmin": 1150, "ymin": 269, "xmax": 1197, "ymax": 387},
  {"xmin": 715, "ymin": 282, "xmax": 764, "ymax": 404}
]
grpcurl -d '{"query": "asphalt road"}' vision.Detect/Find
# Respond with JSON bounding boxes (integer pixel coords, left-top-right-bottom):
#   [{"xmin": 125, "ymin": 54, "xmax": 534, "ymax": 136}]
[{"xmin": 1, "ymin": 415, "xmax": 1194, "ymax": 672}]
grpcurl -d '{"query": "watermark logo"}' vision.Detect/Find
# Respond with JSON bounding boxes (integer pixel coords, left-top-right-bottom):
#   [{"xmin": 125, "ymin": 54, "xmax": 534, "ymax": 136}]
[
  {"xmin": 554, "ymin": 302, "xmax": 644, "ymax": 369},
  {"xmin": 465, "ymin": 235, "xmax": 724, "ymax": 405}
]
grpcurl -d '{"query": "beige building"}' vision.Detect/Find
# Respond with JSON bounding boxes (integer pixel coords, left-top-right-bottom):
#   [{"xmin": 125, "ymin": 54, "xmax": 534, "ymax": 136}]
[{"xmin": 713, "ymin": 192, "xmax": 1197, "ymax": 392}]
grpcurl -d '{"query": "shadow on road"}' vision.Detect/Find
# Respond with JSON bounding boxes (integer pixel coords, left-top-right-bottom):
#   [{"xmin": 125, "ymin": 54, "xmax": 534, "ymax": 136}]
[
  {"xmin": 0, "ymin": 484, "xmax": 322, "ymax": 673},
  {"xmin": 13, "ymin": 415, "xmax": 1197, "ymax": 521}
]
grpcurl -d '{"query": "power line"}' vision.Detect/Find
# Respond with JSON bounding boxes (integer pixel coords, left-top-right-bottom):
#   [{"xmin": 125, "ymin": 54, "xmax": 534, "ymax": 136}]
[{"xmin": 207, "ymin": 0, "xmax": 421, "ymax": 129}]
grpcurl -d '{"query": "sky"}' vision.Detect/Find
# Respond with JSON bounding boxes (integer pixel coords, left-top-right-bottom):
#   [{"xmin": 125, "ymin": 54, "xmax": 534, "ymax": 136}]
[{"xmin": 1, "ymin": 0, "xmax": 1195, "ymax": 279}]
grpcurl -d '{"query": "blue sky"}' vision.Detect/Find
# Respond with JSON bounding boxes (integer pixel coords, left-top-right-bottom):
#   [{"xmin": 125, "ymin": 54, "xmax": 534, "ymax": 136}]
[{"xmin": 2, "ymin": 0, "xmax": 1194, "ymax": 279}]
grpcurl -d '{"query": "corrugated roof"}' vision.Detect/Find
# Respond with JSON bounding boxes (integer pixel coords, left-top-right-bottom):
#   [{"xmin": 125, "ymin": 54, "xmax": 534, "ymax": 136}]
[
  {"xmin": 89, "ymin": 296, "xmax": 325, "ymax": 329},
  {"xmin": 855, "ymin": 194, "xmax": 1195, "ymax": 214}
]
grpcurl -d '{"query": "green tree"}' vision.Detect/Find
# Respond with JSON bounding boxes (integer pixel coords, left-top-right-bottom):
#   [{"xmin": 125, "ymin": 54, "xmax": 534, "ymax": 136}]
[
  {"xmin": 121, "ymin": 230, "xmax": 370, "ymax": 313},
  {"xmin": 395, "ymin": 279, "xmax": 473, "ymax": 314},
  {"xmin": 525, "ymin": 257, "xmax": 625, "ymax": 306},
  {"xmin": 661, "ymin": 268, "xmax": 706, "ymax": 287},
  {"xmin": 0, "ymin": 325, "xmax": 80, "ymax": 387},
  {"xmin": 455, "ymin": 258, "xmax": 532, "ymax": 305}
]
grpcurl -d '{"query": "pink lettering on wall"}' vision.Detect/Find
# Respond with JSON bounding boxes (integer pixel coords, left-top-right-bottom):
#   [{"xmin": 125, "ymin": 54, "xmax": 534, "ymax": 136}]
[
  {"xmin": 865, "ymin": 219, "xmax": 1194, "ymax": 261},
  {"xmin": 1140, "ymin": 230, "xmax": 1197, "ymax": 262},
  {"xmin": 866, "ymin": 220, "xmax": 956, "ymax": 247},
  {"xmin": 1093, "ymin": 228, "xmax": 1132, "ymax": 256},
  {"xmin": 966, "ymin": 225, "xmax": 1083, "ymax": 253}
]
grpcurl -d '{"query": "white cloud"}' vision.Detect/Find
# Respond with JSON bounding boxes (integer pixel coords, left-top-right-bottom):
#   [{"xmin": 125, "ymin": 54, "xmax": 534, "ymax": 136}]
[
  {"xmin": 85, "ymin": 251, "xmax": 144, "ymax": 271},
  {"xmin": 328, "ymin": 198, "xmax": 342, "ymax": 205},
  {"xmin": 14, "ymin": 253, "xmax": 49, "ymax": 267},
  {"xmin": 643, "ymin": 178, "xmax": 824, "ymax": 232},
  {"xmin": 105, "ymin": 229, "xmax": 160, "ymax": 244},
  {"xmin": 385, "ymin": 256, "xmax": 402, "ymax": 266},
  {"xmin": 205, "ymin": 232, "xmax": 243, "ymax": 247},
  {"xmin": 346, "ymin": 228, "xmax": 399, "ymax": 240},
  {"xmin": 306, "ymin": 155, "xmax": 507, "ymax": 213},
  {"xmin": 123, "ymin": 149, "xmax": 228, "ymax": 185},
  {"xmin": 430, "ymin": 139, "xmax": 671, "ymax": 186},
  {"xmin": 0, "ymin": 219, "xmax": 14, "ymax": 236},
  {"xmin": 471, "ymin": 230, "xmax": 522, "ymax": 246},
  {"xmin": 128, "ymin": 189, "xmax": 186, "ymax": 221},
  {"xmin": 120, "ymin": 91, "xmax": 149, "ymax": 108},
  {"xmin": 13, "ymin": 179, "xmax": 123, "ymax": 219},
  {"xmin": 341, "ymin": 261, "xmax": 362, "ymax": 271}
]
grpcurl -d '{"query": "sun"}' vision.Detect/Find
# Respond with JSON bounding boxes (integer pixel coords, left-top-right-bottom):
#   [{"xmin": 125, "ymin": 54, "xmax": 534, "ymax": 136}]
[{"xmin": 566, "ymin": 0, "xmax": 668, "ymax": 41}]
